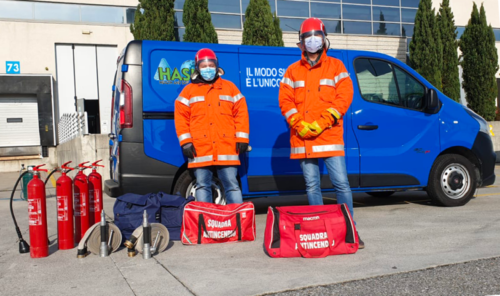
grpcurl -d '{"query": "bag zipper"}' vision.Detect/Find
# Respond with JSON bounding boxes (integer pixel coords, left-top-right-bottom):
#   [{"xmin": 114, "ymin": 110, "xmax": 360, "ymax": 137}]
[{"xmin": 286, "ymin": 211, "xmax": 328, "ymax": 215}]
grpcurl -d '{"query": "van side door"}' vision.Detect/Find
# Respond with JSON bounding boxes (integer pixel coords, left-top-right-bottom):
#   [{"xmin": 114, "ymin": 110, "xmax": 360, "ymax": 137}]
[{"xmin": 348, "ymin": 54, "xmax": 440, "ymax": 188}]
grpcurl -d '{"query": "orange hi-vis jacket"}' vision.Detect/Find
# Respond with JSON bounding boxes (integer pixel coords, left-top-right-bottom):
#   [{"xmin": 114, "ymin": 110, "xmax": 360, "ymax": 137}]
[
  {"xmin": 175, "ymin": 77, "xmax": 250, "ymax": 168},
  {"xmin": 279, "ymin": 51, "xmax": 354, "ymax": 159}
]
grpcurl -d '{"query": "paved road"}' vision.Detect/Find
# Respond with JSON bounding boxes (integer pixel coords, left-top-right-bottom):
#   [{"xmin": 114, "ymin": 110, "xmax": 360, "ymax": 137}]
[{"xmin": 0, "ymin": 167, "xmax": 499, "ymax": 296}]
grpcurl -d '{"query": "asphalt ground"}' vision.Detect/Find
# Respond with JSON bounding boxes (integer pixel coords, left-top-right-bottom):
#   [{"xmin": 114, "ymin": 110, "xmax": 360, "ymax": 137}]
[{"xmin": 0, "ymin": 167, "xmax": 499, "ymax": 296}]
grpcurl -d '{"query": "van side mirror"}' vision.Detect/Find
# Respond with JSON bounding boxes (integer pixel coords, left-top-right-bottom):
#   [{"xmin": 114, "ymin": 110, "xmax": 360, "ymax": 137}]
[{"xmin": 425, "ymin": 89, "xmax": 439, "ymax": 113}]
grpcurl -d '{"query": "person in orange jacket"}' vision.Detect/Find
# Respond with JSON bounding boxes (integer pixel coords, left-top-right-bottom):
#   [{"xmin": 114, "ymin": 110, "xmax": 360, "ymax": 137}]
[
  {"xmin": 175, "ymin": 48, "xmax": 249, "ymax": 204},
  {"xmin": 279, "ymin": 18, "xmax": 364, "ymax": 248}
]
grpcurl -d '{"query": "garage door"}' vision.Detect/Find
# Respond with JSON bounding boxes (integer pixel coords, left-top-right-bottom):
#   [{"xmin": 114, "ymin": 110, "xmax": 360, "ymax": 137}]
[{"xmin": 0, "ymin": 96, "xmax": 41, "ymax": 147}]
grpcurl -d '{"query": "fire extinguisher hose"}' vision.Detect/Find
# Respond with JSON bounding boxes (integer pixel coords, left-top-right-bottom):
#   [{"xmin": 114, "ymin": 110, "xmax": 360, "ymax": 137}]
[
  {"xmin": 76, "ymin": 222, "xmax": 122, "ymax": 258},
  {"xmin": 124, "ymin": 223, "xmax": 170, "ymax": 256}
]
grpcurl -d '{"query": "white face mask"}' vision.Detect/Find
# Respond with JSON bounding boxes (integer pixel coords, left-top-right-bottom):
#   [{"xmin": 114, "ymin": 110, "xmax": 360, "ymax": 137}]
[{"xmin": 304, "ymin": 36, "xmax": 323, "ymax": 53}]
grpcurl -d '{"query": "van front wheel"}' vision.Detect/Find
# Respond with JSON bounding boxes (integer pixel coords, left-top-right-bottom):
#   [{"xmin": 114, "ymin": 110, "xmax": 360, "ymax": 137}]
[
  {"xmin": 427, "ymin": 154, "xmax": 476, "ymax": 207},
  {"xmin": 173, "ymin": 170, "xmax": 227, "ymax": 205}
]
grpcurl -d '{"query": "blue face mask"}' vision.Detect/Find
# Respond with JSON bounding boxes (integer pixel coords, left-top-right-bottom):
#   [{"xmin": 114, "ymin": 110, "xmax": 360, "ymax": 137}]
[{"xmin": 200, "ymin": 67, "xmax": 216, "ymax": 81}]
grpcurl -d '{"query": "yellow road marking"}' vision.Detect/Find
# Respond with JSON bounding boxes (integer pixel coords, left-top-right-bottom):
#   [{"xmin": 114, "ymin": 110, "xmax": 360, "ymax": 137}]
[
  {"xmin": 404, "ymin": 200, "xmax": 431, "ymax": 204},
  {"xmin": 474, "ymin": 192, "xmax": 500, "ymax": 197},
  {"xmin": 486, "ymin": 185, "xmax": 497, "ymax": 188}
]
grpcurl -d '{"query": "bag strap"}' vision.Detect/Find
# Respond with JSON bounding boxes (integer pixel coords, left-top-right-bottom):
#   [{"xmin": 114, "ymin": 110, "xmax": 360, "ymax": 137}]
[
  {"xmin": 197, "ymin": 213, "xmax": 242, "ymax": 243},
  {"xmin": 294, "ymin": 220, "xmax": 335, "ymax": 258}
]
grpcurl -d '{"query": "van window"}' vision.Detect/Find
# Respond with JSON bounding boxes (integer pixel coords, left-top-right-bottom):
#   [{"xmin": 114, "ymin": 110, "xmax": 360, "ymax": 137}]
[
  {"xmin": 354, "ymin": 58, "xmax": 425, "ymax": 110},
  {"xmin": 394, "ymin": 66, "xmax": 425, "ymax": 109}
]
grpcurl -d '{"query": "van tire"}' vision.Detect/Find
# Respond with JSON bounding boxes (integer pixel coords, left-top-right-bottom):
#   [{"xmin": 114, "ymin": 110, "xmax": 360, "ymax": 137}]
[
  {"xmin": 366, "ymin": 191, "xmax": 395, "ymax": 198},
  {"xmin": 172, "ymin": 170, "xmax": 227, "ymax": 205},
  {"xmin": 427, "ymin": 154, "xmax": 476, "ymax": 207}
]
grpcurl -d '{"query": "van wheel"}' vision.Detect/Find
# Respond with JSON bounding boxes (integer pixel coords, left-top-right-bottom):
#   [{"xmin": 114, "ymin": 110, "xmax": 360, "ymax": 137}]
[
  {"xmin": 173, "ymin": 170, "xmax": 227, "ymax": 205},
  {"xmin": 366, "ymin": 191, "xmax": 395, "ymax": 198},
  {"xmin": 427, "ymin": 154, "xmax": 476, "ymax": 207}
]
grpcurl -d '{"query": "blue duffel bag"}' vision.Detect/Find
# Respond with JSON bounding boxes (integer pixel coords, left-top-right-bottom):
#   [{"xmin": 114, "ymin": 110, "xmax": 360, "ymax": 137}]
[
  {"xmin": 158, "ymin": 192, "xmax": 195, "ymax": 241},
  {"xmin": 113, "ymin": 192, "xmax": 194, "ymax": 241}
]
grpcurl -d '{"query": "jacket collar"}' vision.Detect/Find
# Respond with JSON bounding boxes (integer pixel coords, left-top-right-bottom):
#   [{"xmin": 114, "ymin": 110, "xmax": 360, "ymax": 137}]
[{"xmin": 301, "ymin": 50, "xmax": 327, "ymax": 69}]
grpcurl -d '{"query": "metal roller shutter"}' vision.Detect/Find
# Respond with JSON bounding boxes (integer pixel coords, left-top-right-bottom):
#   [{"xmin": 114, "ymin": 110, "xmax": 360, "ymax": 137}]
[{"xmin": 0, "ymin": 96, "xmax": 41, "ymax": 147}]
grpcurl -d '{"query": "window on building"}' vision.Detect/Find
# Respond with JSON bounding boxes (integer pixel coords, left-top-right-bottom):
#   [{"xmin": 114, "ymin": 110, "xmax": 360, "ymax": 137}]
[
  {"xmin": 373, "ymin": 7, "xmax": 400, "ymax": 23},
  {"xmin": 344, "ymin": 0, "xmax": 371, "ymax": 4},
  {"xmin": 374, "ymin": 23, "xmax": 400, "ymax": 36},
  {"xmin": 373, "ymin": 0, "xmax": 399, "ymax": 6},
  {"xmin": 211, "ymin": 14, "xmax": 241, "ymax": 29},
  {"xmin": 401, "ymin": 9, "xmax": 418, "ymax": 23},
  {"xmin": 402, "ymin": 24, "xmax": 414, "ymax": 37},
  {"xmin": 280, "ymin": 18, "xmax": 305, "ymax": 32},
  {"xmin": 81, "ymin": 5, "xmax": 125, "ymax": 24},
  {"xmin": 277, "ymin": 0, "xmax": 309, "ymax": 18},
  {"xmin": 209, "ymin": 0, "xmax": 240, "ymax": 13},
  {"xmin": 342, "ymin": 5, "xmax": 371, "ymax": 21},
  {"xmin": 343, "ymin": 21, "xmax": 372, "ymax": 35},
  {"xmin": 311, "ymin": 3, "xmax": 341, "ymax": 20},
  {"xmin": 323, "ymin": 20, "xmax": 342, "ymax": 34},
  {"xmin": 401, "ymin": 0, "xmax": 420, "ymax": 8},
  {"xmin": 0, "ymin": 0, "xmax": 33, "ymax": 20},
  {"xmin": 34, "ymin": 2, "xmax": 80, "ymax": 22}
]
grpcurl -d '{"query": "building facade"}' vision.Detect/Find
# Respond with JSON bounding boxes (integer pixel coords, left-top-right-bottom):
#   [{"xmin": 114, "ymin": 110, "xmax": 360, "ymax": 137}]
[{"xmin": 0, "ymin": 0, "xmax": 499, "ymax": 161}]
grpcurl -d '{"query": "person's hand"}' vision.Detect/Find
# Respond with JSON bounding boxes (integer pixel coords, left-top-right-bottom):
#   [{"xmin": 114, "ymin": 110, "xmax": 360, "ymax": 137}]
[
  {"xmin": 294, "ymin": 121, "xmax": 318, "ymax": 139},
  {"xmin": 182, "ymin": 143, "xmax": 197, "ymax": 159},
  {"xmin": 236, "ymin": 142, "xmax": 249, "ymax": 154}
]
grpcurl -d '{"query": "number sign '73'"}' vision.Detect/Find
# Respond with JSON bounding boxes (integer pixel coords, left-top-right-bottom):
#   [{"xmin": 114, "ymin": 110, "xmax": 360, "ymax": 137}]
[{"xmin": 6, "ymin": 61, "xmax": 20, "ymax": 74}]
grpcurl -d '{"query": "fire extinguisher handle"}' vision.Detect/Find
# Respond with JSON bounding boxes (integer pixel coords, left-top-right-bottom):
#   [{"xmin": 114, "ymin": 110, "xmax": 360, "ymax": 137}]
[
  {"xmin": 78, "ymin": 161, "xmax": 92, "ymax": 169},
  {"xmin": 61, "ymin": 161, "xmax": 75, "ymax": 171},
  {"xmin": 91, "ymin": 159, "xmax": 105, "ymax": 168},
  {"xmin": 33, "ymin": 164, "xmax": 48, "ymax": 172}
]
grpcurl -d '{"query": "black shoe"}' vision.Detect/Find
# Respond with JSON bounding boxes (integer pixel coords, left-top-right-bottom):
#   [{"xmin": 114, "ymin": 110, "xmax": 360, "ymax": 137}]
[{"xmin": 357, "ymin": 232, "xmax": 365, "ymax": 249}]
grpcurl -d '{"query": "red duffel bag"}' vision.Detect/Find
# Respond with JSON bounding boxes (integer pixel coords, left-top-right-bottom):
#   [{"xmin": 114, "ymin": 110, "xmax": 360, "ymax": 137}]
[
  {"xmin": 181, "ymin": 201, "xmax": 256, "ymax": 245},
  {"xmin": 264, "ymin": 204, "xmax": 359, "ymax": 258}
]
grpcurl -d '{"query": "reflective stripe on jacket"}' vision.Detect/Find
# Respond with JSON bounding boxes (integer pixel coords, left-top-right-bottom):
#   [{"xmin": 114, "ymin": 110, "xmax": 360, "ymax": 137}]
[
  {"xmin": 279, "ymin": 51, "xmax": 354, "ymax": 159},
  {"xmin": 175, "ymin": 77, "xmax": 250, "ymax": 168}
]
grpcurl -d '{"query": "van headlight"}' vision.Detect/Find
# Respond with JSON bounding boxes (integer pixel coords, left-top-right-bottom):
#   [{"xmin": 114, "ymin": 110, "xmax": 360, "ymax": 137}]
[{"xmin": 464, "ymin": 107, "xmax": 489, "ymax": 134}]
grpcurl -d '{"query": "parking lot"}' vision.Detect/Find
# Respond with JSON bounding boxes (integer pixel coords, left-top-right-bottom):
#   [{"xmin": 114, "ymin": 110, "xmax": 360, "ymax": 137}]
[{"xmin": 0, "ymin": 167, "xmax": 499, "ymax": 296}]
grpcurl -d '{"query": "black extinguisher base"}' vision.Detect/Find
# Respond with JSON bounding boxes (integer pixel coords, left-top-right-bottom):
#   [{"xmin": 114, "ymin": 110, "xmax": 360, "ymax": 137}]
[{"xmin": 19, "ymin": 239, "xmax": 30, "ymax": 254}]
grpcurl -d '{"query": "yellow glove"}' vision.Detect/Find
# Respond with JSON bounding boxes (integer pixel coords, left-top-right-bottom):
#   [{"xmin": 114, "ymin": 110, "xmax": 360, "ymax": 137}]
[
  {"xmin": 295, "ymin": 121, "xmax": 318, "ymax": 139},
  {"xmin": 325, "ymin": 108, "xmax": 341, "ymax": 126}
]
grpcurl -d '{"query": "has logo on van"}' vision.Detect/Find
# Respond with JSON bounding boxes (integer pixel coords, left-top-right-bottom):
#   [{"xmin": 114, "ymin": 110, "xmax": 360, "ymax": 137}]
[{"xmin": 154, "ymin": 58, "xmax": 195, "ymax": 85}]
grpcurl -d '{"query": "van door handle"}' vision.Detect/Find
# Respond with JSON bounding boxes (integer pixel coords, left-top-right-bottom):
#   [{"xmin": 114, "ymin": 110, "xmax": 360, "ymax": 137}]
[{"xmin": 358, "ymin": 125, "xmax": 378, "ymax": 130}]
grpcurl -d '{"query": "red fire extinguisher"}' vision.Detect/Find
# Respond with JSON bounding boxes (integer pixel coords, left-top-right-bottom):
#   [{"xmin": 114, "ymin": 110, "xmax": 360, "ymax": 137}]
[
  {"xmin": 74, "ymin": 161, "xmax": 91, "ymax": 243},
  {"xmin": 89, "ymin": 160, "xmax": 105, "ymax": 224},
  {"xmin": 28, "ymin": 164, "xmax": 49, "ymax": 258},
  {"xmin": 56, "ymin": 161, "xmax": 75, "ymax": 250}
]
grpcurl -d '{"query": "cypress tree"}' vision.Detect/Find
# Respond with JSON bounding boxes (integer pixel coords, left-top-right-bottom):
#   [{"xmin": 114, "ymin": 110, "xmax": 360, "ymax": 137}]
[
  {"xmin": 273, "ymin": 12, "xmax": 284, "ymax": 47},
  {"xmin": 183, "ymin": 0, "xmax": 218, "ymax": 43},
  {"xmin": 409, "ymin": 0, "xmax": 442, "ymax": 91},
  {"xmin": 459, "ymin": 3, "xmax": 498, "ymax": 120},
  {"xmin": 242, "ymin": 0, "xmax": 279, "ymax": 46},
  {"xmin": 130, "ymin": 0, "xmax": 176, "ymax": 41},
  {"xmin": 437, "ymin": 0, "xmax": 460, "ymax": 102}
]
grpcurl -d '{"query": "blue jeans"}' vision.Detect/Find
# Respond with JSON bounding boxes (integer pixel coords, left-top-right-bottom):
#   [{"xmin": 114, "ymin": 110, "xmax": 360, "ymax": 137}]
[
  {"xmin": 300, "ymin": 156, "xmax": 354, "ymax": 219},
  {"xmin": 193, "ymin": 166, "xmax": 243, "ymax": 204}
]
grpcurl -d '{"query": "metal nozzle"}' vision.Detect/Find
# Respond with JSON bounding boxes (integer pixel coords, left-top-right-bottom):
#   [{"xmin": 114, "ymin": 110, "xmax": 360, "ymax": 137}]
[
  {"xmin": 108, "ymin": 230, "xmax": 114, "ymax": 251},
  {"xmin": 100, "ymin": 210, "xmax": 106, "ymax": 225},
  {"xmin": 142, "ymin": 210, "xmax": 151, "ymax": 259},
  {"xmin": 142, "ymin": 210, "xmax": 149, "ymax": 227},
  {"xmin": 150, "ymin": 231, "xmax": 160, "ymax": 254}
]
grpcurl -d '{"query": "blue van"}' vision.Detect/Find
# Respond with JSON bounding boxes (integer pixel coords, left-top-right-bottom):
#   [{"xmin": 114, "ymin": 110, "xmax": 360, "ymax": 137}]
[{"xmin": 105, "ymin": 40, "xmax": 495, "ymax": 207}]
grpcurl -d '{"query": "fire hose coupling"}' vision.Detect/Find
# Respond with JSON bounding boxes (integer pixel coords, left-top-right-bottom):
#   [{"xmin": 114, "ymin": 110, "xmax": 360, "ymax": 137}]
[
  {"xmin": 124, "ymin": 211, "xmax": 170, "ymax": 259},
  {"xmin": 76, "ymin": 211, "xmax": 122, "ymax": 259}
]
